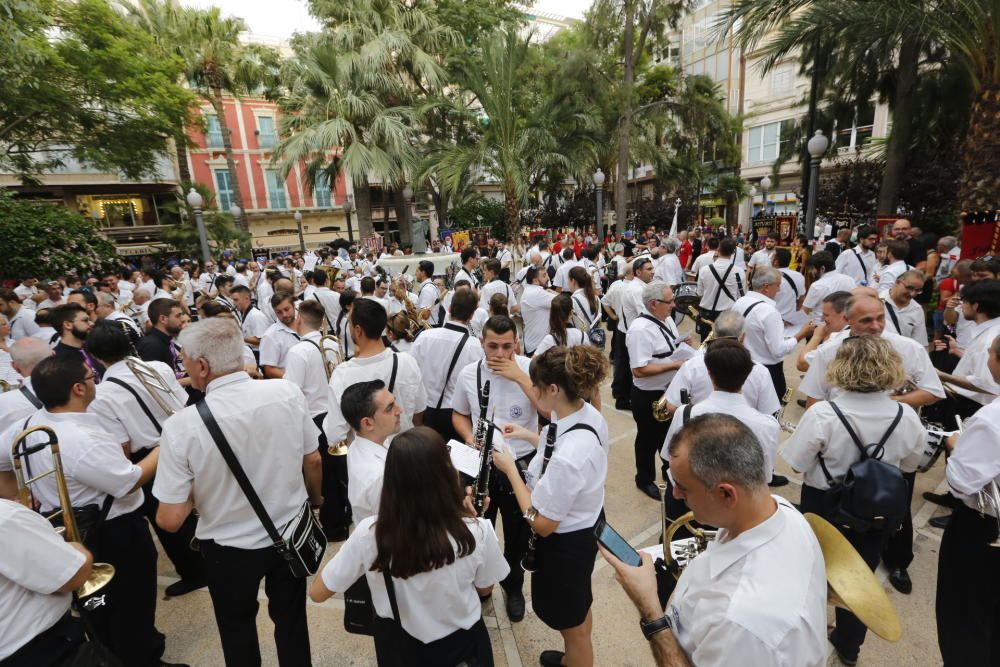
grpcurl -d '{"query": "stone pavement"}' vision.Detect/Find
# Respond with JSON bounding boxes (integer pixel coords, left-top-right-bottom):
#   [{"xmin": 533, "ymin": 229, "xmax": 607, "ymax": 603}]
[{"xmin": 151, "ymin": 333, "xmax": 950, "ymax": 666}]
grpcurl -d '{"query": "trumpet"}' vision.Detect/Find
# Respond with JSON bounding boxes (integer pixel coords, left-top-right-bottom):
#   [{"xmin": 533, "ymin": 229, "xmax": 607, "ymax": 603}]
[
  {"xmin": 124, "ymin": 356, "xmax": 185, "ymax": 416},
  {"xmin": 0, "ymin": 379, "xmax": 13, "ymax": 392},
  {"xmin": 977, "ymin": 480, "xmax": 1000, "ymax": 548},
  {"xmin": 776, "ymin": 388, "xmax": 796, "ymax": 433},
  {"xmin": 11, "ymin": 426, "xmax": 115, "ymax": 607}
]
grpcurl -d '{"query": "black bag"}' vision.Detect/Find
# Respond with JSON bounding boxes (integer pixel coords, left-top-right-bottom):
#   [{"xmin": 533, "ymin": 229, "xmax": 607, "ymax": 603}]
[
  {"xmin": 196, "ymin": 401, "xmax": 327, "ymax": 578},
  {"xmin": 819, "ymin": 402, "xmax": 910, "ymax": 534},
  {"xmin": 343, "ymin": 576, "xmax": 376, "ymax": 636},
  {"xmin": 573, "ymin": 296, "xmax": 606, "ymax": 348}
]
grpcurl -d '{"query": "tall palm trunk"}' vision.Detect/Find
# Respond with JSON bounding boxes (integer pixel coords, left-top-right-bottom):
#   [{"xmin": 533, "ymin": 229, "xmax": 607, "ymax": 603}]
[
  {"xmin": 614, "ymin": 1, "xmax": 636, "ymax": 238},
  {"xmin": 957, "ymin": 85, "xmax": 1000, "ymax": 210},
  {"xmin": 393, "ymin": 188, "xmax": 412, "ymax": 247},
  {"xmin": 174, "ymin": 131, "xmax": 192, "ymax": 183},
  {"xmin": 354, "ymin": 178, "xmax": 374, "ymax": 239},
  {"xmin": 382, "ymin": 185, "xmax": 391, "ymax": 243},
  {"xmin": 876, "ymin": 35, "xmax": 921, "ymax": 216},
  {"xmin": 209, "ymin": 87, "xmax": 246, "ymax": 232},
  {"xmin": 504, "ymin": 189, "xmax": 519, "ymax": 243}
]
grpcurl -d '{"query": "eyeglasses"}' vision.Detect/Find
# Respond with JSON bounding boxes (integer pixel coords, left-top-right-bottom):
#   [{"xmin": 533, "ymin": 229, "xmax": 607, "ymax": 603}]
[
  {"xmin": 79, "ymin": 372, "xmax": 95, "ymax": 384},
  {"xmin": 901, "ymin": 283, "xmax": 924, "ymax": 293},
  {"xmin": 652, "ymin": 298, "xmax": 675, "ymax": 305}
]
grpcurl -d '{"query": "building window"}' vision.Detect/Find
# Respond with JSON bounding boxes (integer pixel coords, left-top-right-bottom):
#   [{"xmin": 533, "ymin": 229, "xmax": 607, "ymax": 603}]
[
  {"xmin": 214, "ymin": 169, "xmax": 234, "ymax": 212},
  {"xmin": 257, "ymin": 116, "xmax": 277, "ymax": 149},
  {"xmin": 771, "ymin": 64, "xmax": 794, "ymax": 96},
  {"xmin": 835, "ymin": 102, "xmax": 876, "ymax": 152},
  {"xmin": 206, "ymin": 114, "xmax": 224, "ymax": 148},
  {"xmin": 747, "ymin": 119, "xmax": 796, "ymax": 164},
  {"xmin": 265, "ymin": 170, "xmax": 288, "ymax": 210},
  {"xmin": 314, "ymin": 172, "xmax": 332, "ymax": 208}
]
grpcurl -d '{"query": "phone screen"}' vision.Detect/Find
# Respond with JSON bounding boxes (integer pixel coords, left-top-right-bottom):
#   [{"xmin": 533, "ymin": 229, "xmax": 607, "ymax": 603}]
[{"xmin": 594, "ymin": 520, "xmax": 642, "ymax": 567}]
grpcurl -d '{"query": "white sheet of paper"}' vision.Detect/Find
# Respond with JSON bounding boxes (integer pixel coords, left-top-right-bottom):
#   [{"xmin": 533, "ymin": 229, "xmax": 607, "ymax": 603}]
[
  {"xmin": 448, "ymin": 430, "xmax": 507, "ymax": 479},
  {"xmin": 670, "ymin": 342, "xmax": 698, "ymax": 364}
]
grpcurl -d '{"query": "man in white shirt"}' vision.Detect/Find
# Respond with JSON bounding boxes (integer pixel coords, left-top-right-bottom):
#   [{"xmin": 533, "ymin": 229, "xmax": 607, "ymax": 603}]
[
  {"xmin": 0, "ymin": 355, "xmax": 166, "ymax": 666},
  {"xmin": 579, "ymin": 246, "xmax": 604, "ymax": 295},
  {"xmin": 935, "ymin": 337, "xmax": 1000, "ymax": 665},
  {"xmin": 731, "ymin": 267, "xmax": 814, "ymax": 399},
  {"xmin": 835, "ymin": 225, "xmax": 879, "ymax": 286},
  {"xmin": 0, "ymin": 289, "xmax": 41, "ymax": 341},
  {"xmin": 154, "ymin": 318, "xmax": 321, "ymax": 667},
  {"xmin": 518, "ymin": 266, "xmax": 557, "ymax": 356},
  {"xmin": 411, "ymin": 260, "xmax": 440, "ymax": 326},
  {"xmin": 688, "ymin": 236, "xmax": 718, "ymax": 281},
  {"xmin": 796, "ymin": 290, "xmax": 852, "ymax": 372},
  {"xmin": 341, "ymin": 380, "xmax": 401, "ymax": 524},
  {"xmin": 259, "ymin": 293, "xmax": 301, "ymax": 379},
  {"xmin": 747, "ymin": 231, "xmax": 779, "ymax": 282},
  {"xmin": 696, "ymin": 238, "xmax": 746, "ymax": 339},
  {"xmin": 13, "ymin": 274, "xmax": 44, "ymax": 312},
  {"xmin": 876, "ymin": 239, "xmax": 911, "ymax": 296},
  {"xmin": 36, "ymin": 282, "xmax": 65, "ymax": 312},
  {"xmin": 614, "ymin": 258, "xmax": 656, "ymax": 409},
  {"xmin": 602, "ymin": 413, "xmax": 827, "ymax": 667},
  {"xmin": 654, "ymin": 242, "xmax": 684, "ymax": 285},
  {"xmin": 410, "ymin": 291, "xmax": 484, "ymax": 442},
  {"xmin": 801, "ymin": 251, "xmax": 857, "ymax": 324},
  {"xmin": 0, "ymin": 338, "xmax": 51, "ymax": 439},
  {"xmin": 937, "ymin": 280, "xmax": 1000, "ymax": 414},
  {"xmin": 882, "ymin": 269, "xmax": 930, "ymax": 347},
  {"xmin": 230, "ymin": 286, "xmax": 270, "ymax": 362},
  {"xmin": 307, "ymin": 269, "xmax": 342, "ymax": 331},
  {"xmin": 94, "ymin": 292, "xmax": 142, "ymax": 343},
  {"xmin": 453, "ymin": 246, "xmax": 480, "ymax": 289},
  {"xmin": 496, "ymin": 240, "xmax": 514, "ymax": 283},
  {"xmin": 479, "ymin": 258, "xmax": 518, "ymax": 313},
  {"xmin": 551, "ymin": 247, "xmax": 579, "ymax": 291}
]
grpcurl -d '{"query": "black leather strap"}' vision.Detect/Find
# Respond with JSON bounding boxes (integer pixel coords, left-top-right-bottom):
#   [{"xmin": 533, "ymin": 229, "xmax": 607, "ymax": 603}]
[
  {"xmin": 383, "ymin": 569, "xmax": 400, "ymax": 622},
  {"xmin": 708, "ymin": 260, "xmax": 737, "ymax": 310},
  {"xmin": 780, "ymin": 272, "xmax": 799, "ymax": 299},
  {"xmin": 387, "ymin": 353, "xmax": 399, "ymax": 393},
  {"xmin": 19, "ymin": 385, "xmax": 42, "ymax": 409},
  {"xmin": 885, "ymin": 300, "xmax": 901, "ymax": 333},
  {"xmin": 436, "ymin": 331, "xmax": 470, "ymax": 410},
  {"xmin": 819, "ymin": 402, "xmax": 904, "ymax": 484},
  {"xmin": 106, "ymin": 377, "xmax": 162, "ymax": 434},
  {"xmin": 742, "ymin": 300, "xmax": 764, "ymax": 318},
  {"xmin": 853, "ymin": 249, "xmax": 869, "ymax": 281}
]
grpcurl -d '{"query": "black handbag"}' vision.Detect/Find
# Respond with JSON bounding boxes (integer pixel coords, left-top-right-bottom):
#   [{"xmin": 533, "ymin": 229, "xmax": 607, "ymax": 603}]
[
  {"xmin": 343, "ymin": 576, "xmax": 376, "ymax": 636},
  {"xmin": 196, "ymin": 401, "xmax": 327, "ymax": 578}
]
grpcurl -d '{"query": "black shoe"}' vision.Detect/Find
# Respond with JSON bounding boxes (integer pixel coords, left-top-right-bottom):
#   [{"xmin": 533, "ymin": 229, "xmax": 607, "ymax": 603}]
[
  {"xmin": 636, "ymin": 482, "xmax": 660, "ymax": 501},
  {"xmin": 922, "ymin": 491, "xmax": 959, "ymax": 508},
  {"xmin": 506, "ymin": 590, "xmax": 525, "ymax": 622},
  {"xmin": 768, "ymin": 474, "xmax": 789, "ymax": 488},
  {"xmin": 325, "ymin": 526, "xmax": 350, "ymax": 542},
  {"xmin": 164, "ymin": 578, "xmax": 207, "ymax": 597},
  {"xmin": 158, "ymin": 662, "xmax": 191, "ymax": 667},
  {"xmin": 539, "ymin": 650, "xmax": 565, "ymax": 666},
  {"xmin": 796, "ymin": 398, "xmax": 807, "ymax": 408},
  {"xmin": 615, "ymin": 400, "xmax": 631, "ymax": 410},
  {"xmin": 888, "ymin": 567, "xmax": 912, "ymax": 595},
  {"xmin": 929, "ymin": 514, "xmax": 952, "ymax": 529},
  {"xmin": 829, "ymin": 636, "xmax": 858, "ymax": 666}
]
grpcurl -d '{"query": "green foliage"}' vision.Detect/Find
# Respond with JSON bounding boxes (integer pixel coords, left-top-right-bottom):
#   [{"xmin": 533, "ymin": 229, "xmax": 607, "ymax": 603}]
[
  {"xmin": 1, "ymin": 0, "xmax": 195, "ymax": 181},
  {"xmin": 158, "ymin": 183, "xmax": 251, "ymax": 258},
  {"xmin": 707, "ymin": 217, "xmax": 726, "ymax": 228},
  {"xmin": 447, "ymin": 197, "xmax": 506, "ymax": 238},
  {"xmin": 0, "ymin": 191, "xmax": 117, "ymax": 278}
]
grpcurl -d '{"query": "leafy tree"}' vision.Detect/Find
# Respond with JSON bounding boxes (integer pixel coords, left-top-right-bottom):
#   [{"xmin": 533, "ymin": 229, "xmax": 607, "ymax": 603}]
[
  {"xmin": 447, "ymin": 197, "xmax": 506, "ymax": 239},
  {"xmin": 0, "ymin": 191, "xmax": 117, "ymax": 278},
  {"xmin": 159, "ymin": 182, "xmax": 251, "ymax": 258},
  {"xmin": 1, "ymin": 0, "xmax": 194, "ymax": 181}
]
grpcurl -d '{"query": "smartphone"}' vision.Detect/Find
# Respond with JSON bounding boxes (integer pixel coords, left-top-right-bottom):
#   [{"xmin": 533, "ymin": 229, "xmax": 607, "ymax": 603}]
[{"xmin": 594, "ymin": 520, "xmax": 642, "ymax": 567}]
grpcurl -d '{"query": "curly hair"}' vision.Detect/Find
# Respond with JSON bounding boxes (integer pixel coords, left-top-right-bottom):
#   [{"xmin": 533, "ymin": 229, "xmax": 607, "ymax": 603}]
[
  {"xmin": 825, "ymin": 336, "xmax": 906, "ymax": 393},
  {"xmin": 529, "ymin": 345, "xmax": 609, "ymax": 402}
]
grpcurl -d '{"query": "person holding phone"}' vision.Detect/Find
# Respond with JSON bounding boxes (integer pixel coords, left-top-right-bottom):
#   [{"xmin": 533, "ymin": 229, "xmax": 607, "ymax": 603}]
[{"xmin": 492, "ymin": 345, "xmax": 610, "ymax": 667}]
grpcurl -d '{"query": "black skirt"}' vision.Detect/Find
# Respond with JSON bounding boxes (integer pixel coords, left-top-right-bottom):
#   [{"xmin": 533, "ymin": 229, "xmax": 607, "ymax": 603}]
[
  {"xmin": 373, "ymin": 617, "xmax": 493, "ymax": 667},
  {"xmin": 531, "ymin": 514, "xmax": 603, "ymax": 630}
]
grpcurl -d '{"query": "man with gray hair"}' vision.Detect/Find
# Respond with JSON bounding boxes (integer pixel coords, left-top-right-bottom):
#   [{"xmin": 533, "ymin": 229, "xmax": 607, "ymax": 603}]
[
  {"xmin": 154, "ymin": 318, "xmax": 323, "ymax": 666},
  {"xmin": 626, "ymin": 280, "xmax": 691, "ymax": 499},
  {"xmin": 882, "ymin": 269, "xmax": 930, "ymax": 346},
  {"xmin": 0, "ymin": 338, "xmax": 52, "ymax": 436},
  {"xmin": 730, "ymin": 266, "xmax": 815, "ymax": 399},
  {"xmin": 654, "ymin": 241, "xmax": 684, "ymax": 285},
  {"xmin": 95, "ymin": 291, "xmax": 143, "ymax": 345},
  {"xmin": 601, "ymin": 413, "xmax": 827, "ymax": 667}
]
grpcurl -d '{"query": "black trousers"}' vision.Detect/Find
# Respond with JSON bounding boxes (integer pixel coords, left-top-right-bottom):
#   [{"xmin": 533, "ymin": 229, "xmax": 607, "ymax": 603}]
[
  {"xmin": 133, "ymin": 450, "xmax": 204, "ymax": 584},
  {"xmin": 1, "ymin": 612, "xmax": 85, "ymax": 667},
  {"xmin": 764, "ymin": 361, "xmax": 787, "ymax": 403},
  {"xmin": 200, "ymin": 540, "xmax": 311, "ymax": 667},
  {"xmin": 612, "ymin": 330, "xmax": 632, "ymax": 402},
  {"xmin": 608, "ymin": 321, "xmax": 620, "ymax": 362},
  {"xmin": 422, "ymin": 406, "xmax": 458, "ymax": 444},
  {"xmin": 882, "ymin": 471, "xmax": 916, "ymax": 570},
  {"xmin": 631, "ymin": 386, "xmax": 670, "ymax": 486},
  {"xmin": 315, "ymin": 413, "xmax": 351, "ymax": 537},
  {"xmin": 89, "ymin": 509, "xmax": 164, "ymax": 667},
  {"xmin": 936, "ymin": 504, "xmax": 1000, "ymax": 666},
  {"xmin": 800, "ymin": 485, "xmax": 888, "ymax": 662},
  {"xmin": 484, "ymin": 453, "xmax": 535, "ymax": 595}
]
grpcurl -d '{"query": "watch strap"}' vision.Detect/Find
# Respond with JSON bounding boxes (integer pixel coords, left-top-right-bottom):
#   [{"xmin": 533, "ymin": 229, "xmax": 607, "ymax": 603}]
[{"xmin": 640, "ymin": 613, "xmax": 672, "ymax": 640}]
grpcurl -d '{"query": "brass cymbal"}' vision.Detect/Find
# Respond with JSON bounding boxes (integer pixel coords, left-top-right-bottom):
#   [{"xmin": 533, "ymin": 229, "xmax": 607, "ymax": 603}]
[{"xmin": 804, "ymin": 513, "xmax": 902, "ymax": 642}]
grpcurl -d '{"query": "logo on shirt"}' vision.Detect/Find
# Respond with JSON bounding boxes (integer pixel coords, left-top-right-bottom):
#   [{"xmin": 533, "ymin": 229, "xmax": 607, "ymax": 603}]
[{"xmin": 510, "ymin": 405, "xmax": 523, "ymax": 418}]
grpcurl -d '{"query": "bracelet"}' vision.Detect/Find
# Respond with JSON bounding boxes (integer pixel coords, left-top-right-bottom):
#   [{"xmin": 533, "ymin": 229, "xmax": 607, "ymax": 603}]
[
  {"xmin": 524, "ymin": 507, "xmax": 538, "ymax": 524},
  {"xmin": 640, "ymin": 613, "xmax": 672, "ymax": 640}
]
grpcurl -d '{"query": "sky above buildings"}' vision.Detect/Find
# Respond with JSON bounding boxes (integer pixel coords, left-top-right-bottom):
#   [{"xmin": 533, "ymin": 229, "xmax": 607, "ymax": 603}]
[{"xmin": 178, "ymin": 0, "xmax": 592, "ymax": 42}]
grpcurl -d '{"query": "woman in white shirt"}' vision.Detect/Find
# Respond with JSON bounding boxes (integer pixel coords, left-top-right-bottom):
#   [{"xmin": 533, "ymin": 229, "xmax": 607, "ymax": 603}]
[
  {"xmin": 782, "ymin": 336, "xmax": 925, "ymax": 665},
  {"xmin": 534, "ymin": 294, "xmax": 600, "ymax": 410},
  {"xmin": 310, "ymin": 426, "xmax": 508, "ymax": 666},
  {"xmin": 385, "ymin": 312, "xmax": 415, "ymax": 353},
  {"xmin": 335, "ymin": 289, "xmax": 357, "ymax": 360},
  {"xmin": 493, "ymin": 345, "xmax": 610, "ymax": 667},
  {"xmin": 567, "ymin": 266, "xmax": 599, "ymax": 327}
]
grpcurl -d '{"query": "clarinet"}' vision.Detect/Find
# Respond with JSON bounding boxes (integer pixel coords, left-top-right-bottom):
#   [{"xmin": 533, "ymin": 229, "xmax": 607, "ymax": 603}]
[
  {"xmin": 521, "ymin": 424, "xmax": 557, "ymax": 572},
  {"xmin": 472, "ymin": 380, "xmax": 491, "ymax": 515}
]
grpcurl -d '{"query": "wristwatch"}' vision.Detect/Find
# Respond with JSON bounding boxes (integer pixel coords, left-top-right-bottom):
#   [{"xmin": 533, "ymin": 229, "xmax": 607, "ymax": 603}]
[{"xmin": 640, "ymin": 613, "xmax": 672, "ymax": 640}]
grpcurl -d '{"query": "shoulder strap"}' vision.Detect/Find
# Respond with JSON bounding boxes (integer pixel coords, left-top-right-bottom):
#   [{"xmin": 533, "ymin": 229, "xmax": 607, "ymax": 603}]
[
  {"xmin": 387, "ymin": 352, "xmax": 399, "ymax": 393},
  {"xmin": 106, "ymin": 377, "xmax": 162, "ymax": 434},
  {"xmin": 884, "ymin": 300, "xmax": 901, "ymax": 333},
  {"xmin": 196, "ymin": 401, "xmax": 285, "ymax": 549},
  {"xmin": 383, "ymin": 569, "xmax": 400, "ymax": 622},
  {"xmin": 435, "ymin": 331, "xmax": 470, "ymax": 410},
  {"xmin": 742, "ymin": 300, "xmax": 763, "ymax": 318},
  {"xmin": 828, "ymin": 401, "xmax": 903, "ymax": 459},
  {"xmin": 682, "ymin": 402, "xmax": 693, "ymax": 422},
  {"xmin": 19, "ymin": 385, "xmax": 42, "ymax": 409},
  {"xmin": 639, "ymin": 314, "xmax": 676, "ymax": 352},
  {"xmin": 708, "ymin": 262, "xmax": 736, "ymax": 310},
  {"xmin": 780, "ymin": 272, "xmax": 799, "ymax": 298},
  {"xmin": 853, "ymin": 249, "xmax": 869, "ymax": 281}
]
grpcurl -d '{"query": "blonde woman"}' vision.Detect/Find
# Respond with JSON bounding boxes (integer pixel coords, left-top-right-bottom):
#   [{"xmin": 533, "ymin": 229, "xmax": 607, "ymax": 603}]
[{"xmin": 782, "ymin": 336, "xmax": 925, "ymax": 665}]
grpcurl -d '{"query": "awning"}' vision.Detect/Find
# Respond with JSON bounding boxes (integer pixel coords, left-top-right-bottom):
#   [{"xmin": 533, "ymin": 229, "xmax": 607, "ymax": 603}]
[{"xmin": 116, "ymin": 244, "xmax": 165, "ymax": 256}]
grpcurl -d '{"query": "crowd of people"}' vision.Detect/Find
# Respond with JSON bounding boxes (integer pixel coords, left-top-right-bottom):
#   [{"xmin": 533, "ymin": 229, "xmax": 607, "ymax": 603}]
[{"xmin": 0, "ymin": 217, "xmax": 998, "ymax": 667}]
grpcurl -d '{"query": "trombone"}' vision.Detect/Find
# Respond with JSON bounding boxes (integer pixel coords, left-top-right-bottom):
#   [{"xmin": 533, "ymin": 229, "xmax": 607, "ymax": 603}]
[
  {"xmin": 124, "ymin": 356, "xmax": 185, "ymax": 416},
  {"xmin": 11, "ymin": 426, "xmax": 115, "ymax": 606}
]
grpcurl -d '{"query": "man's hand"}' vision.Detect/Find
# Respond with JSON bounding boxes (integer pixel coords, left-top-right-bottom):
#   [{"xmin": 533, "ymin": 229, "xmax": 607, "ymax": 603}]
[
  {"xmin": 486, "ymin": 356, "xmax": 525, "ymax": 382},
  {"xmin": 599, "ymin": 546, "xmax": 663, "ymax": 622},
  {"xmin": 796, "ymin": 320, "xmax": 817, "ymax": 341}
]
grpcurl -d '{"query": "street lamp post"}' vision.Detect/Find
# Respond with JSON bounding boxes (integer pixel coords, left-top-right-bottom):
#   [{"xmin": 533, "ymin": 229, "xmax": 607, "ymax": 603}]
[
  {"xmin": 342, "ymin": 196, "xmax": 355, "ymax": 245},
  {"xmin": 804, "ymin": 130, "xmax": 829, "ymax": 239},
  {"xmin": 230, "ymin": 204, "xmax": 242, "ymax": 229},
  {"xmin": 592, "ymin": 168, "xmax": 605, "ymax": 242},
  {"xmin": 759, "ymin": 175, "xmax": 772, "ymax": 218},
  {"xmin": 186, "ymin": 188, "xmax": 211, "ymax": 264},
  {"xmin": 294, "ymin": 210, "xmax": 305, "ymax": 252},
  {"xmin": 402, "ymin": 184, "xmax": 413, "ymax": 235}
]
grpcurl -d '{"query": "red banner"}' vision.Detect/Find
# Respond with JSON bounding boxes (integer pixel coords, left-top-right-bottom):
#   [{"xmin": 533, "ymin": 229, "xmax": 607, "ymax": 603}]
[{"xmin": 960, "ymin": 210, "xmax": 1000, "ymax": 260}]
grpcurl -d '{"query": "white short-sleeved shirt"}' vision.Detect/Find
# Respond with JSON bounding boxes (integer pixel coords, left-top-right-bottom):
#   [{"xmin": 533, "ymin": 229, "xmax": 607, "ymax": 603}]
[
  {"xmin": 697, "ymin": 258, "xmax": 746, "ymax": 312},
  {"xmin": 153, "ymin": 373, "xmax": 319, "ymax": 549},
  {"xmin": 836, "ymin": 247, "xmax": 877, "ymax": 286},
  {"xmin": 256, "ymin": 280, "xmax": 276, "ymax": 323},
  {"xmin": 527, "ymin": 402, "xmax": 608, "ymax": 532},
  {"xmin": 948, "ymin": 318, "xmax": 1000, "ymax": 405},
  {"xmin": 479, "ymin": 280, "xmax": 516, "ymax": 311},
  {"xmin": 626, "ymin": 311, "xmax": 682, "ymax": 392},
  {"xmin": 569, "ymin": 289, "xmax": 597, "ymax": 328},
  {"xmin": 89, "ymin": 360, "xmax": 187, "ymax": 453},
  {"xmin": 799, "ymin": 330, "xmax": 945, "ymax": 402},
  {"xmin": 0, "ymin": 499, "xmax": 86, "ymax": 660},
  {"xmin": 882, "ymin": 295, "xmax": 929, "ymax": 347},
  {"xmin": 13, "ymin": 285, "xmax": 38, "ymax": 311},
  {"xmin": 620, "ymin": 278, "xmax": 648, "ymax": 332},
  {"xmin": 775, "ymin": 268, "xmax": 806, "ymax": 321},
  {"xmin": 600, "ymin": 279, "xmax": 627, "ymax": 330},
  {"xmin": 284, "ymin": 332, "xmax": 340, "ymax": 417},
  {"xmin": 782, "ymin": 392, "xmax": 926, "ymax": 489},
  {"xmin": 655, "ymin": 254, "xmax": 685, "ymax": 285},
  {"xmin": 8, "ymin": 308, "xmax": 40, "ymax": 341},
  {"xmin": 410, "ymin": 324, "xmax": 485, "ymax": 410},
  {"xmin": 346, "ymin": 436, "xmax": 388, "ymax": 524},
  {"xmin": 323, "ymin": 349, "xmax": 426, "ymax": 446},
  {"xmin": 0, "ymin": 411, "xmax": 143, "ymax": 520},
  {"xmin": 689, "ymin": 251, "xmax": 715, "ymax": 279},
  {"xmin": 259, "ymin": 321, "xmax": 300, "ymax": 369},
  {"xmin": 534, "ymin": 328, "xmax": 588, "ymax": 358},
  {"xmin": 802, "ymin": 270, "xmax": 856, "ymax": 323},
  {"xmin": 730, "ymin": 293, "xmax": 799, "ymax": 366},
  {"xmin": 310, "ymin": 287, "xmax": 342, "ymax": 329},
  {"xmin": 877, "ymin": 260, "xmax": 908, "ymax": 296},
  {"xmin": 415, "ymin": 280, "xmax": 442, "ymax": 326},
  {"xmin": 239, "ymin": 306, "xmax": 271, "ymax": 351},
  {"xmin": 664, "ymin": 391, "xmax": 780, "ymax": 480},
  {"xmin": 670, "ymin": 497, "xmax": 828, "ymax": 667},
  {"xmin": 552, "ymin": 259, "xmax": 579, "ymax": 291},
  {"xmin": 947, "ymin": 395, "xmax": 1000, "ymax": 515},
  {"xmin": 748, "ymin": 248, "xmax": 774, "ymax": 270},
  {"xmin": 0, "ymin": 378, "xmax": 40, "ymax": 436},
  {"xmin": 664, "ymin": 351, "xmax": 781, "ymax": 416},
  {"xmin": 453, "ymin": 357, "xmax": 536, "ymax": 458},
  {"xmin": 519, "ymin": 285, "xmax": 556, "ymax": 354},
  {"xmin": 320, "ymin": 516, "xmax": 508, "ymax": 643},
  {"xmin": 453, "ymin": 267, "xmax": 479, "ymax": 290}
]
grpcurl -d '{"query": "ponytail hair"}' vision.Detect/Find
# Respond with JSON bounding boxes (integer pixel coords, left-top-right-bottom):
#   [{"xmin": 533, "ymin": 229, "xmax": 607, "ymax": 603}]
[
  {"xmin": 529, "ymin": 345, "xmax": 609, "ymax": 402},
  {"xmin": 548, "ymin": 293, "xmax": 573, "ymax": 346},
  {"xmin": 568, "ymin": 266, "xmax": 598, "ymax": 314},
  {"xmin": 488, "ymin": 292, "xmax": 509, "ymax": 318}
]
